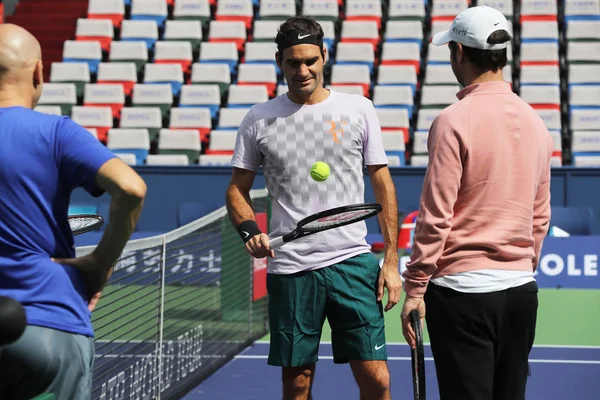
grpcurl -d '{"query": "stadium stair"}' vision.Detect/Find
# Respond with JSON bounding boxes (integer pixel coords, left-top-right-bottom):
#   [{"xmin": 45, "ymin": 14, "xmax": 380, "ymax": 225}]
[{"xmin": 5, "ymin": 0, "xmax": 88, "ymax": 82}]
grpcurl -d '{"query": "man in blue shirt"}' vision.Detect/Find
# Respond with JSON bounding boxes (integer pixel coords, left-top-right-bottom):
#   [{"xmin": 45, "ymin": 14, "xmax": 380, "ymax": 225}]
[{"xmin": 0, "ymin": 24, "xmax": 147, "ymax": 399}]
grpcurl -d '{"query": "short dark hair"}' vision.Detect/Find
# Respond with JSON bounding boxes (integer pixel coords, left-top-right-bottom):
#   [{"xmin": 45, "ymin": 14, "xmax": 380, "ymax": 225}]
[
  {"xmin": 450, "ymin": 30, "xmax": 512, "ymax": 73},
  {"xmin": 275, "ymin": 15, "xmax": 325, "ymax": 60}
]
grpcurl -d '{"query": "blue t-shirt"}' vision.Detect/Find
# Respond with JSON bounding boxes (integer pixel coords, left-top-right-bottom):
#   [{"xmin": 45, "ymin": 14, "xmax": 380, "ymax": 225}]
[{"xmin": 0, "ymin": 106, "xmax": 116, "ymax": 337}]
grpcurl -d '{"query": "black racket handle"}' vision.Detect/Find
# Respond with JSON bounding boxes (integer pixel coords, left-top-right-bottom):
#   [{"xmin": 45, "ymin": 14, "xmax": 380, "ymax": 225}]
[{"xmin": 0, "ymin": 296, "xmax": 26, "ymax": 346}]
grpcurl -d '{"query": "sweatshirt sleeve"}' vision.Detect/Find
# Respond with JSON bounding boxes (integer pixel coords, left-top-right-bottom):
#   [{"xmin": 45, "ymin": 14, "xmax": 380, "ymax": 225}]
[
  {"xmin": 532, "ymin": 140, "xmax": 553, "ymax": 270},
  {"xmin": 402, "ymin": 113, "xmax": 464, "ymax": 298}
]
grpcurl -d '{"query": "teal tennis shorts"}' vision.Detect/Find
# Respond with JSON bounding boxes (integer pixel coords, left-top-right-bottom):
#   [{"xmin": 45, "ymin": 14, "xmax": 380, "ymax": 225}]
[{"xmin": 266, "ymin": 252, "xmax": 387, "ymax": 367}]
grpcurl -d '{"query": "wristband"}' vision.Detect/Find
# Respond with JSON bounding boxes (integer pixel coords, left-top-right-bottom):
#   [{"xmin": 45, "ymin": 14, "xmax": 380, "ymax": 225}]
[{"xmin": 237, "ymin": 220, "xmax": 262, "ymax": 243}]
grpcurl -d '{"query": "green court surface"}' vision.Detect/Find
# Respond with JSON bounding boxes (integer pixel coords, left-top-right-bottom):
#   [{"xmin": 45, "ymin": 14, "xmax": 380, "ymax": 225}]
[{"xmin": 259, "ymin": 289, "xmax": 600, "ymax": 346}]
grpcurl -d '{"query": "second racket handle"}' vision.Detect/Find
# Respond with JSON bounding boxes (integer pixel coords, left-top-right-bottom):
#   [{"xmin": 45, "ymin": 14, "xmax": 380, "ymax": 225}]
[{"xmin": 269, "ymin": 236, "xmax": 284, "ymax": 250}]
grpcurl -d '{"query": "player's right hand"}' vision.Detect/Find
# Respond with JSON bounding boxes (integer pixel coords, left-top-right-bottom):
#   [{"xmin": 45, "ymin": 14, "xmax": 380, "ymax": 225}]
[{"xmin": 245, "ymin": 233, "xmax": 275, "ymax": 259}]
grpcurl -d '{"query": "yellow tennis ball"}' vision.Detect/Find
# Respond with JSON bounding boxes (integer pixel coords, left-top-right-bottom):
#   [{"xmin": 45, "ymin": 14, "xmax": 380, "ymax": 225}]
[{"xmin": 310, "ymin": 161, "xmax": 330, "ymax": 182}]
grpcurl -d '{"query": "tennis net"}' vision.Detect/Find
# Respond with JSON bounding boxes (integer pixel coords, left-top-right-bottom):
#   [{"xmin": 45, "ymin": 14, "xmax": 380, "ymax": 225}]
[{"xmin": 76, "ymin": 189, "xmax": 270, "ymax": 400}]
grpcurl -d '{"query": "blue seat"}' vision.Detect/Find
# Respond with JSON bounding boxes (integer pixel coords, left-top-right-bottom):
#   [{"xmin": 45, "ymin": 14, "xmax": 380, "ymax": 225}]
[
  {"xmin": 63, "ymin": 58, "xmax": 101, "ymax": 75},
  {"xmin": 111, "ymin": 149, "xmax": 149, "ymax": 165}
]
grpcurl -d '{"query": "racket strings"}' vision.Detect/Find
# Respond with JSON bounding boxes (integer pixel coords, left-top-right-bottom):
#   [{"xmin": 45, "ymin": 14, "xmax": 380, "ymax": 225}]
[
  {"xmin": 69, "ymin": 217, "xmax": 101, "ymax": 231},
  {"xmin": 303, "ymin": 209, "xmax": 378, "ymax": 231}
]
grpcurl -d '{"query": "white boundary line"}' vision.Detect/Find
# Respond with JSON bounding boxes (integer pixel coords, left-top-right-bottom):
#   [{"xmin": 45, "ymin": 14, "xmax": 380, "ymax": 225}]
[{"xmin": 253, "ymin": 341, "xmax": 600, "ymax": 349}]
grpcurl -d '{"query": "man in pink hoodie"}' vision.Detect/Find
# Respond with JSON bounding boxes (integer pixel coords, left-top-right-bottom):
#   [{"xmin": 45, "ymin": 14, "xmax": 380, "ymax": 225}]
[{"xmin": 400, "ymin": 6, "xmax": 554, "ymax": 400}]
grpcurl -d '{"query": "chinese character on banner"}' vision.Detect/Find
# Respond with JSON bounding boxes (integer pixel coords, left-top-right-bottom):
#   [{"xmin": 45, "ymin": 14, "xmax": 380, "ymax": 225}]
[
  {"xmin": 171, "ymin": 249, "xmax": 194, "ymax": 274},
  {"xmin": 142, "ymin": 249, "xmax": 162, "ymax": 273},
  {"xmin": 253, "ymin": 212, "xmax": 268, "ymax": 301},
  {"xmin": 115, "ymin": 251, "xmax": 138, "ymax": 273}
]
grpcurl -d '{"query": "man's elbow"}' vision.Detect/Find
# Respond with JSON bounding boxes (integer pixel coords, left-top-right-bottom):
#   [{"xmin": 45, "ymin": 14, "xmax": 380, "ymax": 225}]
[{"xmin": 117, "ymin": 178, "xmax": 147, "ymax": 205}]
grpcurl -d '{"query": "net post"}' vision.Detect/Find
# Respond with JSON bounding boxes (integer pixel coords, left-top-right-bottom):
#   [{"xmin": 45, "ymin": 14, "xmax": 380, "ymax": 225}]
[{"xmin": 157, "ymin": 235, "xmax": 167, "ymax": 399}]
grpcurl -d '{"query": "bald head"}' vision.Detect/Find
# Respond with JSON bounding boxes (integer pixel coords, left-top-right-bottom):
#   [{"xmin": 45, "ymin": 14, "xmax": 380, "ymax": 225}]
[{"xmin": 0, "ymin": 24, "xmax": 44, "ymax": 108}]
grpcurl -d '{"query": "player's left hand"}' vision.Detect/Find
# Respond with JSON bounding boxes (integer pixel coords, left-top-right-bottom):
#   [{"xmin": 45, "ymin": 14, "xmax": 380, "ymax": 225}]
[
  {"xmin": 377, "ymin": 260, "xmax": 402, "ymax": 312},
  {"xmin": 401, "ymin": 296, "xmax": 426, "ymax": 349}
]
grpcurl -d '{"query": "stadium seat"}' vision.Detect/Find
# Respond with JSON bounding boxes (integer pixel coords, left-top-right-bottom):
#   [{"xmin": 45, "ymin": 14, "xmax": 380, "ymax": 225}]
[
  {"xmin": 375, "ymin": 108, "xmax": 411, "ymax": 142},
  {"xmin": 154, "ymin": 41, "xmax": 194, "ymax": 75},
  {"xmin": 345, "ymin": 0, "xmax": 383, "ymax": 29},
  {"xmin": 70, "ymin": 106, "xmax": 114, "ymax": 143},
  {"xmin": 381, "ymin": 42, "xmax": 421, "ymax": 74},
  {"xmin": 75, "ymin": 18, "xmax": 113, "ymax": 52},
  {"xmin": 169, "ymin": 107, "xmax": 213, "ymax": 143},
  {"xmin": 567, "ymin": 41, "xmax": 600, "ymax": 65},
  {"xmin": 115, "ymin": 153, "xmax": 138, "ymax": 165},
  {"xmin": 570, "ymin": 109, "xmax": 600, "ymax": 131},
  {"xmin": 205, "ymin": 129, "xmax": 238, "ymax": 154},
  {"xmin": 536, "ymin": 109, "xmax": 563, "ymax": 131},
  {"xmin": 62, "ymin": 40, "xmax": 102, "ymax": 75},
  {"xmin": 520, "ymin": 85, "xmax": 561, "ymax": 110},
  {"xmin": 372, "ymin": 85, "xmax": 415, "ymax": 118},
  {"xmin": 132, "ymin": 83, "xmax": 174, "ymax": 118},
  {"xmin": 109, "ymin": 41, "xmax": 149, "ymax": 74},
  {"xmin": 130, "ymin": 0, "xmax": 168, "ymax": 29},
  {"xmin": 97, "ymin": 63, "xmax": 138, "ymax": 97},
  {"xmin": 277, "ymin": 84, "xmax": 289, "ymax": 96},
  {"xmin": 88, "ymin": 0, "xmax": 125, "ymax": 29},
  {"xmin": 381, "ymin": 130, "xmax": 406, "ymax": 166},
  {"xmin": 253, "ymin": 20, "xmax": 286, "ymax": 42},
  {"xmin": 520, "ymin": 65, "xmax": 561, "ymax": 86},
  {"xmin": 410, "ymin": 155, "xmax": 429, "ymax": 167},
  {"xmin": 334, "ymin": 43, "xmax": 376, "ymax": 74},
  {"xmin": 199, "ymin": 42, "xmax": 239, "ymax": 77},
  {"xmin": 520, "ymin": 0, "xmax": 558, "ymax": 22},
  {"xmin": 144, "ymin": 64, "xmax": 185, "ymax": 97},
  {"xmin": 416, "ymin": 108, "xmax": 443, "ymax": 132},
  {"xmin": 303, "ymin": 0, "xmax": 339, "ymax": 23},
  {"xmin": 120, "ymin": 107, "xmax": 163, "ymax": 141},
  {"xmin": 227, "ymin": 85, "xmax": 269, "ymax": 108},
  {"xmin": 107, "ymin": 128, "xmax": 151, "ymax": 165},
  {"xmin": 569, "ymin": 65, "xmax": 600, "ymax": 87},
  {"xmin": 216, "ymin": 0, "xmax": 254, "ymax": 30},
  {"xmin": 564, "ymin": 0, "xmax": 600, "ymax": 23},
  {"xmin": 50, "ymin": 62, "xmax": 90, "ymax": 98},
  {"xmin": 236, "ymin": 64, "xmax": 278, "ymax": 97},
  {"xmin": 326, "ymin": 85, "xmax": 364, "ymax": 96},
  {"xmin": 521, "ymin": 21, "xmax": 559, "ymax": 43},
  {"xmin": 329, "ymin": 65, "xmax": 371, "ymax": 97},
  {"xmin": 173, "ymin": 0, "xmax": 212, "ymax": 25},
  {"xmin": 35, "ymin": 106, "xmax": 63, "ymax": 116},
  {"xmin": 478, "ymin": 0, "xmax": 513, "ymax": 18},
  {"xmin": 158, "ymin": 129, "xmax": 201, "ymax": 163},
  {"xmin": 340, "ymin": 21, "xmax": 380, "ymax": 48},
  {"xmin": 38, "ymin": 83, "xmax": 78, "ymax": 115},
  {"xmin": 387, "ymin": 0, "xmax": 426, "ymax": 22},
  {"xmin": 259, "ymin": 0, "xmax": 296, "ymax": 21},
  {"xmin": 377, "ymin": 65, "xmax": 418, "ymax": 95},
  {"xmin": 424, "ymin": 64, "xmax": 459, "ymax": 86},
  {"xmin": 431, "ymin": 0, "xmax": 468, "ymax": 21},
  {"xmin": 520, "ymin": 42, "xmax": 560, "ymax": 66},
  {"xmin": 179, "ymin": 85, "xmax": 221, "ymax": 119},
  {"xmin": 163, "ymin": 21, "xmax": 203, "ymax": 53},
  {"xmin": 120, "ymin": 20, "xmax": 159, "ymax": 50},
  {"xmin": 146, "ymin": 154, "xmax": 190, "ymax": 166},
  {"xmin": 318, "ymin": 20, "xmax": 337, "ymax": 52},
  {"xmin": 384, "ymin": 21, "xmax": 424, "ymax": 49},
  {"xmin": 427, "ymin": 42, "xmax": 451, "ymax": 65},
  {"xmin": 412, "ymin": 130, "xmax": 429, "ymax": 156},
  {"xmin": 83, "ymin": 83, "xmax": 126, "ymax": 118},
  {"xmin": 244, "ymin": 42, "xmax": 280, "ymax": 75},
  {"xmin": 420, "ymin": 85, "xmax": 461, "ymax": 109},
  {"xmin": 217, "ymin": 107, "xmax": 251, "ymax": 130},
  {"xmin": 199, "ymin": 154, "xmax": 234, "ymax": 166},
  {"xmin": 208, "ymin": 21, "xmax": 247, "ymax": 52},
  {"xmin": 190, "ymin": 64, "xmax": 232, "ymax": 96}
]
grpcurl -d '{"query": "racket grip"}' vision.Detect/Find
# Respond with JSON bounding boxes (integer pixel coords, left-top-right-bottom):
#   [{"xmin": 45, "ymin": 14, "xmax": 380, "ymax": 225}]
[{"xmin": 269, "ymin": 236, "xmax": 284, "ymax": 250}]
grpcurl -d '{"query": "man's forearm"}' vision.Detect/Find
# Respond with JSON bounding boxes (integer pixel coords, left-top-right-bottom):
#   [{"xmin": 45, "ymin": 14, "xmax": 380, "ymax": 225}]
[
  {"xmin": 226, "ymin": 184, "xmax": 256, "ymax": 227},
  {"xmin": 371, "ymin": 167, "xmax": 399, "ymax": 264}
]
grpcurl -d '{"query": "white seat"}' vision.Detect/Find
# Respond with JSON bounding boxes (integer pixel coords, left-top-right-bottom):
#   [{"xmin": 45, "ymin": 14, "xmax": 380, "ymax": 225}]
[
  {"xmin": 50, "ymin": 62, "xmax": 90, "ymax": 83},
  {"xmin": 388, "ymin": 0, "xmax": 425, "ymax": 19},
  {"xmin": 88, "ymin": 0, "xmax": 124, "ymax": 16},
  {"xmin": 35, "ymin": 106, "xmax": 63, "ymax": 116},
  {"xmin": 237, "ymin": 64, "xmax": 277, "ymax": 84},
  {"xmin": 412, "ymin": 131, "xmax": 429, "ymax": 154},
  {"xmin": 83, "ymin": 84, "xmax": 125, "ymax": 106},
  {"xmin": 115, "ymin": 153, "xmax": 137, "ymax": 165},
  {"xmin": 132, "ymin": 83, "xmax": 174, "ymax": 106},
  {"xmin": 385, "ymin": 21, "xmax": 423, "ymax": 42},
  {"xmin": 375, "ymin": 108, "xmax": 410, "ymax": 130},
  {"xmin": 520, "ymin": 65, "xmax": 561, "ymax": 85},
  {"xmin": 326, "ymin": 85, "xmax": 365, "ymax": 96},
  {"xmin": 565, "ymin": 0, "xmax": 600, "ymax": 18},
  {"xmin": 218, "ymin": 108, "xmax": 251, "ymax": 129},
  {"xmin": 520, "ymin": 0, "xmax": 557, "ymax": 18},
  {"xmin": 146, "ymin": 154, "xmax": 190, "ymax": 165},
  {"xmin": 253, "ymin": 20, "xmax": 285, "ymax": 42},
  {"xmin": 570, "ymin": 86, "xmax": 600, "ymax": 107},
  {"xmin": 427, "ymin": 43, "xmax": 451, "ymax": 64},
  {"xmin": 535, "ymin": 109, "xmax": 563, "ymax": 130},
  {"xmin": 63, "ymin": 40, "xmax": 102, "ymax": 61},
  {"xmin": 245, "ymin": 42, "xmax": 278, "ymax": 63},
  {"xmin": 208, "ymin": 129, "xmax": 238, "ymax": 151},
  {"xmin": 550, "ymin": 130, "xmax": 562, "ymax": 153},
  {"xmin": 567, "ymin": 42, "xmax": 600, "ymax": 64},
  {"xmin": 107, "ymin": 129, "xmax": 150, "ymax": 150},
  {"xmin": 76, "ymin": 18, "xmax": 113, "ymax": 39},
  {"xmin": 570, "ymin": 109, "xmax": 600, "ymax": 130},
  {"xmin": 520, "ymin": 42, "xmax": 559, "ymax": 64},
  {"xmin": 179, "ymin": 85, "xmax": 221, "ymax": 107},
  {"xmin": 425, "ymin": 64, "xmax": 458, "ymax": 85},
  {"xmin": 158, "ymin": 129, "xmax": 201, "ymax": 151},
  {"xmin": 199, "ymin": 154, "xmax": 233, "ymax": 166},
  {"xmin": 191, "ymin": 64, "xmax": 231, "ymax": 85},
  {"xmin": 217, "ymin": 0, "xmax": 253, "ymax": 19},
  {"xmin": 173, "ymin": 0, "xmax": 211, "ymax": 21},
  {"xmin": 569, "ymin": 65, "xmax": 600, "ymax": 84},
  {"xmin": 430, "ymin": 20, "xmax": 453, "ymax": 40},
  {"xmin": 154, "ymin": 41, "xmax": 193, "ymax": 62},
  {"xmin": 566, "ymin": 20, "xmax": 600, "ymax": 41},
  {"xmin": 381, "ymin": 130, "xmax": 406, "ymax": 152},
  {"xmin": 381, "ymin": 42, "xmax": 421, "ymax": 63},
  {"xmin": 330, "ymin": 65, "xmax": 371, "ymax": 86},
  {"xmin": 303, "ymin": 0, "xmax": 339, "ymax": 20},
  {"xmin": 573, "ymin": 154, "xmax": 600, "ymax": 167},
  {"xmin": 416, "ymin": 109, "xmax": 443, "ymax": 131},
  {"xmin": 372, "ymin": 86, "xmax": 414, "ymax": 107},
  {"xmin": 341, "ymin": 21, "xmax": 379, "ymax": 43},
  {"xmin": 519, "ymin": 85, "xmax": 561, "ymax": 106},
  {"xmin": 572, "ymin": 131, "xmax": 600, "ymax": 153},
  {"xmin": 503, "ymin": 65, "xmax": 513, "ymax": 83},
  {"xmin": 144, "ymin": 64, "xmax": 184, "ymax": 84},
  {"xmin": 97, "ymin": 63, "xmax": 137, "ymax": 83},
  {"xmin": 164, "ymin": 20, "xmax": 203, "ymax": 42},
  {"xmin": 521, "ymin": 21, "xmax": 559, "ymax": 41},
  {"xmin": 420, "ymin": 85, "xmax": 461, "ymax": 106},
  {"xmin": 410, "ymin": 155, "xmax": 429, "ymax": 167},
  {"xmin": 169, "ymin": 108, "xmax": 212, "ymax": 130},
  {"xmin": 318, "ymin": 20, "xmax": 336, "ymax": 44},
  {"xmin": 377, "ymin": 65, "xmax": 418, "ymax": 86},
  {"xmin": 38, "ymin": 83, "xmax": 78, "ymax": 106},
  {"xmin": 120, "ymin": 107, "xmax": 163, "ymax": 130},
  {"xmin": 208, "ymin": 21, "xmax": 247, "ymax": 40},
  {"xmin": 345, "ymin": 0, "xmax": 382, "ymax": 20},
  {"xmin": 199, "ymin": 42, "xmax": 238, "ymax": 63},
  {"xmin": 259, "ymin": 0, "xmax": 296, "ymax": 19},
  {"xmin": 120, "ymin": 20, "xmax": 159, "ymax": 41},
  {"xmin": 227, "ymin": 85, "xmax": 269, "ymax": 106},
  {"xmin": 109, "ymin": 41, "xmax": 148, "ymax": 63},
  {"xmin": 431, "ymin": 0, "xmax": 468, "ymax": 19},
  {"xmin": 478, "ymin": 0, "xmax": 513, "ymax": 17},
  {"xmin": 335, "ymin": 43, "xmax": 375, "ymax": 65},
  {"xmin": 131, "ymin": 0, "xmax": 168, "ymax": 22},
  {"xmin": 71, "ymin": 106, "xmax": 113, "ymax": 128}
]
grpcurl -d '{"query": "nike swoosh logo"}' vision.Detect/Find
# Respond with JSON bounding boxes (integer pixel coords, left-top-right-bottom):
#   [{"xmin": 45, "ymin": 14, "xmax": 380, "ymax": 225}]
[
  {"xmin": 298, "ymin": 33, "xmax": 311, "ymax": 39},
  {"xmin": 242, "ymin": 231, "xmax": 250, "ymax": 238},
  {"xmin": 375, "ymin": 344, "xmax": 385, "ymax": 350},
  {"xmin": 494, "ymin": 22, "xmax": 500, "ymax": 26}
]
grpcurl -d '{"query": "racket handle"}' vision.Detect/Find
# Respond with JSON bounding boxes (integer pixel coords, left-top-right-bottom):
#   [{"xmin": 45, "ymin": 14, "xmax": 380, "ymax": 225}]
[{"xmin": 269, "ymin": 236, "xmax": 285, "ymax": 250}]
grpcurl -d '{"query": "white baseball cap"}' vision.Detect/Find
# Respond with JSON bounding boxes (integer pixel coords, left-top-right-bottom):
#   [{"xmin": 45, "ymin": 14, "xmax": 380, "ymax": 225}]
[{"xmin": 431, "ymin": 6, "xmax": 511, "ymax": 50}]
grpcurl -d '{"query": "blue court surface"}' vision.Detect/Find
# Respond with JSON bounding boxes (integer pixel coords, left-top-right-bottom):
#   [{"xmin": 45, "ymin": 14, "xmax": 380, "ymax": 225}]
[{"xmin": 180, "ymin": 342, "xmax": 600, "ymax": 400}]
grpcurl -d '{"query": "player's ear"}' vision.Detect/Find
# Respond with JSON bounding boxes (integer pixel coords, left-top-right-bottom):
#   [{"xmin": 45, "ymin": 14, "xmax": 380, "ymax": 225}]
[
  {"xmin": 456, "ymin": 43, "xmax": 467, "ymax": 64},
  {"xmin": 275, "ymin": 52, "xmax": 283, "ymax": 69},
  {"xmin": 322, "ymin": 47, "xmax": 328, "ymax": 65},
  {"xmin": 33, "ymin": 60, "xmax": 43, "ymax": 88}
]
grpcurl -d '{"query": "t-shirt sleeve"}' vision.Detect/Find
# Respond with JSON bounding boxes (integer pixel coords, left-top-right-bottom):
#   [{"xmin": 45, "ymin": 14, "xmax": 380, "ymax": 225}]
[
  {"xmin": 55, "ymin": 117, "xmax": 117, "ymax": 197},
  {"xmin": 361, "ymin": 98, "xmax": 389, "ymax": 166},
  {"xmin": 231, "ymin": 109, "xmax": 262, "ymax": 172}
]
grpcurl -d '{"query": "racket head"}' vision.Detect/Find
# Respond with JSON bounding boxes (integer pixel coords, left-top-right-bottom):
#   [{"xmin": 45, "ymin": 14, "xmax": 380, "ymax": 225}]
[
  {"xmin": 296, "ymin": 203, "xmax": 382, "ymax": 234},
  {"xmin": 68, "ymin": 214, "xmax": 104, "ymax": 236},
  {"xmin": 410, "ymin": 309, "xmax": 426, "ymax": 400}
]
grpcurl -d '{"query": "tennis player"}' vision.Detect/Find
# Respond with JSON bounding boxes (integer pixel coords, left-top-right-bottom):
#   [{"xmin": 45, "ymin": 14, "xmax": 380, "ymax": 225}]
[
  {"xmin": 400, "ymin": 6, "xmax": 553, "ymax": 400},
  {"xmin": 226, "ymin": 15, "xmax": 401, "ymax": 400},
  {"xmin": 0, "ymin": 24, "xmax": 147, "ymax": 399}
]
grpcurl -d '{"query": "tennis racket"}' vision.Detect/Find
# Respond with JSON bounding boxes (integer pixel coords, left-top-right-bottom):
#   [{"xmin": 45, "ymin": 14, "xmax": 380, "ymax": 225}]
[
  {"xmin": 269, "ymin": 203, "xmax": 383, "ymax": 249},
  {"xmin": 410, "ymin": 309, "xmax": 426, "ymax": 400},
  {"xmin": 69, "ymin": 214, "xmax": 104, "ymax": 236}
]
